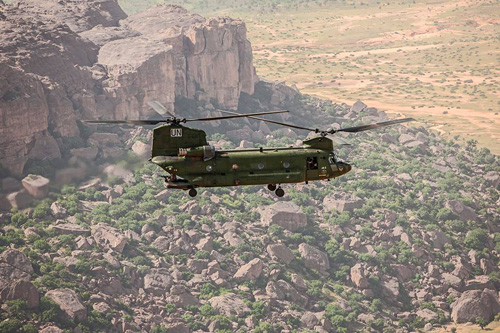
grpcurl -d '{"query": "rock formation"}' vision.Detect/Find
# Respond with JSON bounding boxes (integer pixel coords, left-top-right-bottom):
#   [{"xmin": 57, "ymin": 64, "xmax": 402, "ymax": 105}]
[{"xmin": 0, "ymin": 1, "xmax": 257, "ymax": 174}]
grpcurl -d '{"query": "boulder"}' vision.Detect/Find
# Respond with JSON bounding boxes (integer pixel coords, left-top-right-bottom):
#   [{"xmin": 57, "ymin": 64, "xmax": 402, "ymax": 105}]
[
  {"xmin": 233, "ymin": 258, "xmax": 263, "ymax": 281},
  {"xmin": 144, "ymin": 268, "xmax": 173, "ymax": 296},
  {"xmin": 464, "ymin": 276, "xmax": 495, "ymax": 291},
  {"xmin": 259, "ymin": 201, "xmax": 307, "ymax": 232},
  {"xmin": 50, "ymin": 202, "xmax": 67, "ymax": 218},
  {"xmin": 301, "ymin": 312, "xmax": 320, "ymax": 328},
  {"xmin": 351, "ymin": 100, "xmax": 367, "ymax": 113},
  {"xmin": 350, "ymin": 264, "xmax": 369, "ymax": 289},
  {"xmin": 131, "ymin": 141, "xmax": 151, "ymax": 157},
  {"xmin": 6, "ymin": 190, "xmax": 33, "ymax": 209},
  {"xmin": 451, "ymin": 289, "xmax": 500, "ymax": 323},
  {"xmin": 442, "ymin": 273, "xmax": 463, "ymax": 290},
  {"xmin": 382, "ymin": 277, "xmax": 400, "ymax": 299},
  {"xmin": 223, "ymin": 231, "xmax": 245, "ymax": 247},
  {"xmin": 21, "ymin": 174, "xmax": 50, "ymax": 199},
  {"xmin": 0, "ymin": 280, "xmax": 39, "ymax": 308},
  {"xmin": 151, "ymin": 236, "xmax": 170, "ymax": 251},
  {"xmin": 91, "ymin": 223, "xmax": 128, "ymax": 253},
  {"xmin": 416, "ymin": 308, "xmax": 439, "ymax": 322},
  {"xmin": 267, "ymin": 243, "xmax": 294, "ymax": 264},
  {"xmin": 45, "ymin": 289, "xmax": 87, "ymax": 321},
  {"xmin": 298, "ymin": 243, "xmax": 329, "ymax": 272},
  {"xmin": 428, "ymin": 229, "xmax": 450, "ymax": 249},
  {"xmin": 51, "ymin": 223, "xmax": 90, "ymax": 236},
  {"xmin": 209, "ymin": 293, "xmax": 250, "ymax": 316},
  {"xmin": 445, "ymin": 200, "xmax": 477, "ymax": 222},
  {"xmin": 0, "ymin": 249, "xmax": 34, "ymax": 289},
  {"xmin": 323, "ymin": 194, "xmax": 363, "ymax": 212},
  {"xmin": 40, "ymin": 327, "xmax": 64, "ymax": 333}
]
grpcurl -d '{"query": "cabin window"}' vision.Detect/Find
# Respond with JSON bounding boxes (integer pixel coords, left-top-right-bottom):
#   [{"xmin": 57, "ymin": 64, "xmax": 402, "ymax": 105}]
[
  {"xmin": 203, "ymin": 145, "xmax": 216, "ymax": 161},
  {"xmin": 258, "ymin": 163, "xmax": 265, "ymax": 170},
  {"xmin": 306, "ymin": 157, "xmax": 318, "ymax": 170},
  {"xmin": 206, "ymin": 165, "xmax": 213, "ymax": 172},
  {"xmin": 283, "ymin": 162, "xmax": 290, "ymax": 168}
]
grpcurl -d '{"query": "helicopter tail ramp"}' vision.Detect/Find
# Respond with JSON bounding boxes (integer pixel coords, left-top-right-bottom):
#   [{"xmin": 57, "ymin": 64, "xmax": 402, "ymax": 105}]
[{"xmin": 151, "ymin": 125, "xmax": 208, "ymax": 157}]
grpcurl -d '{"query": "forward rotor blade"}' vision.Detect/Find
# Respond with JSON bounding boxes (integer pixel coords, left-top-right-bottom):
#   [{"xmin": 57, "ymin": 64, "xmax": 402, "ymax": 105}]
[
  {"xmin": 215, "ymin": 109, "xmax": 318, "ymax": 132},
  {"xmin": 186, "ymin": 110, "xmax": 289, "ymax": 122},
  {"xmin": 84, "ymin": 120, "xmax": 168, "ymax": 125},
  {"xmin": 147, "ymin": 101, "xmax": 175, "ymax": 117},
  {"xmin": 336, "ymin": 118, "xmax": 415, "ymax": 133}
]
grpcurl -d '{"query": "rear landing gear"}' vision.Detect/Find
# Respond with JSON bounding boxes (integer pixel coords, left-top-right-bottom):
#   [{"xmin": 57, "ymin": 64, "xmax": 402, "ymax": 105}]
[
  {"xmin": 267, "ymin": 184, "xmax": 277, "ymax": 191},
  {"xmin": 275, "ymin": 187, "xmax": 285, "ymax": 197},
  {"xmin": 188, "ymin": 188, "xmax": 198, "ymax": 197}
]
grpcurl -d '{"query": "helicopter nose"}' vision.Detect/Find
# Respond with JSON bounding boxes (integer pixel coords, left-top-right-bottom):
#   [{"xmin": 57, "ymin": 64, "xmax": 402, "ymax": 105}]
[{"xmin": 337, "ymin": 162, "xmax": 351, "ymax": 174}]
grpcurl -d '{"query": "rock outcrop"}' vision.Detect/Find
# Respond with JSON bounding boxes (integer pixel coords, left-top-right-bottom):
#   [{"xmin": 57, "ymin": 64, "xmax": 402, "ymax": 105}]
[
  {"xmin": 0, "ymin": 280, "xmax": 39, "ymax": 308},
  {"xmin": 451, "ymin": 289, "xmax": 500, "ymax": 323},
  {"xmin": 259, "ymin": 201, "xmax": 307, "ymax": 231},
  {"xmin": 45, "ymin": 289, "xmax": 87, "ymax": 321},
  {"xmin": 0, "ymin": 1, "xmax": 257, "ymax": 174}
]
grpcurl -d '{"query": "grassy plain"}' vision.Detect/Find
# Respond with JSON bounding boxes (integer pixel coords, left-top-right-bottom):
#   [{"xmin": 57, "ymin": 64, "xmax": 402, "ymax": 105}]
[
  {"xmin": 435, "ymin": 321, "xmax": 500, "ymax": 332},
  {"xmin": 123, "ymin": 0, "xmax": 500, "ymax": 153}
]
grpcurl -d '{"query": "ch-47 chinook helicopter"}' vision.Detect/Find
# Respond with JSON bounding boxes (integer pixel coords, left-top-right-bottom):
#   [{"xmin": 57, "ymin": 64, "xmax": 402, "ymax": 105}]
[{"xmin": 87, "ymin": 102, "xmax": 414, "ymax": 197}]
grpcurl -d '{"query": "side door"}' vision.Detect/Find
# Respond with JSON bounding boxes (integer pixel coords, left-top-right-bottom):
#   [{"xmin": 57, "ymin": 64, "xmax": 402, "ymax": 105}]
[{"xmin": 305, "ymin": 156, "xmax": 320, "ymax": 180}]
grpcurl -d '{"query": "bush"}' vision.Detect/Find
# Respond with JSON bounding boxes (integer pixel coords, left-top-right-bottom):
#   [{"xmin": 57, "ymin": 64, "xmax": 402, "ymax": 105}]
[
  {"xmin": 465, "ymin": 229, "xmax": 489, "ymax": 251},
  {"xmin": 0, "ymin": 319, "xmax": 22, "ymax": 333}
]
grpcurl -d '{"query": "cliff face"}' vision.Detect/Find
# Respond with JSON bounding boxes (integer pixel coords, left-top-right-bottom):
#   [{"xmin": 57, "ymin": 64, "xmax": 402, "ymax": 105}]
[{"xmin": 0, "ymin": 1, "xmax": 257, "ymax": 174}]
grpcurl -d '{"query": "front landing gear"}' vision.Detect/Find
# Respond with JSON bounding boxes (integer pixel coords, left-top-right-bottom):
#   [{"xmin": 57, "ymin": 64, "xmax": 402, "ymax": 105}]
[
  {"xmin": 267, "ymin": 184, "xmax": 277, "ymax": 191},
  {"xmin": 275, "ymin": 187, "xmax": 285, "ymax": 197},
  {"xmin": 188, "ymin": 188, "xmax": 198, "ymax": 197}
]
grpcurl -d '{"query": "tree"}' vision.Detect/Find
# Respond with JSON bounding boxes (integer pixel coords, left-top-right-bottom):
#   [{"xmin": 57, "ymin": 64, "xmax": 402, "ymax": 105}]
[{"xmin": 475, "ymin": 317, "xmax": 487, "ymax": 330}]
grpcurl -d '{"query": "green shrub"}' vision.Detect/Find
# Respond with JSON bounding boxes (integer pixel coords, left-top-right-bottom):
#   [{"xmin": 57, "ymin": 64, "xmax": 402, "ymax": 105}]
[{"xmin": 465, "ymin": 229, "xmax": 489, "ymax": 251}]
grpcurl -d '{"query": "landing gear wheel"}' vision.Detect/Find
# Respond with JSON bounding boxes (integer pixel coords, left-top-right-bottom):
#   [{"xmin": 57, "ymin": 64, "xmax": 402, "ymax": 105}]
[
  {"xmin": 275, "ymin": 187, "xmax": 285, "ymax": 197},
  {"xmin": 267, "ymin": 184, "xmax": 277, "ymax": 191},
  {"xmin": 188, "ymin": 188, "xmax": 198, "ymax": 197}
]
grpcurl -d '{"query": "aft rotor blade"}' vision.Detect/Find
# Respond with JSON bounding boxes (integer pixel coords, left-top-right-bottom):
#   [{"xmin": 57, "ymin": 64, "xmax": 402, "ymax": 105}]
[
  {"xmin": 215, "ymin": 109, "xmax": 318, "ymax": 132},
  {"xmin": 84, "ymin": 120, "xmax": 168, "ymax": 125},
  {"xmin": 186, "ymin": 110, "xmax": 289, "ymax": 122},
  {"xmin": 147, "ymin": 101, "xmax": 176, "ymax": 117},
  {"xmin": 335, "ymin": 118, "xmax": 415, "ymax": 133}
]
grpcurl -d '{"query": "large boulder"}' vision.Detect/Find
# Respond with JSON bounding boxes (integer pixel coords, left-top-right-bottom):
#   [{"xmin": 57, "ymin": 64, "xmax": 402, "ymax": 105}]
[
  {"xmin": 451, "ymin": 289, "xmax": 500, "ymax": 323},
  {"xmin": 0, "ymin": 280, "xmax": 39, "ymax": 308},
  {"xmin": 233, "ymin": 258, "xmax": 263, "ymax": 281},
  {"xmin": 51, "ymin": 223, "xmax": 91, "ymax": 236},
  {"xmin": 91, "ymin": 223, "xmax": 128, "ymax": 253},
  {"xmin": 350, "ymin": 264, "xmax": 369, "ymax": 289},
  {"xmin": 267, "ymin": 243, "xmax": 294, "ymax": 264},
  {"xmin": 0, "ymin": 249, "xmax": 34, "ymax": 289},
  {"xmin": 323, "ymin": 194, "xmax": 363, "ymax": 212},
  {"xmin": 209, "ymin": 293, "xmax": 250, "ymax": 317},
  {"xmin": 259, "ymin": 201, "xmax": 307, "ymax": 232},
  {"xmin": 445, "ymin": 200, "xmax": 477, "ymax": 222},
  {"xmin": 382, "ymin": 277, "xmax": 400, "ymax": 299},
  {"xmin": 298, "ymin": 243, "xmax": 329, "ymax": 272},
  {"xmin": 45, "ymin": 289, "xmax": 87, "ymax": 321},
  {"xmin": 6, "ymin": 190, "xmax": 33, "ymax": 209},
  {"xmin": 22, "ymin": 175, "xmax": 50, "ymax": 199},
  {"xmin": 144, "ymin": 268, "xmax": 173, "ymax": 296}
]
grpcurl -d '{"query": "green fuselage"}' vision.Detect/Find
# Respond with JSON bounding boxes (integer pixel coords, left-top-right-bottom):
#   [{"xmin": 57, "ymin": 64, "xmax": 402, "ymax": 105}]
[{"xmin": 152, "ymin": 146, "xmax": 351, "ymax": 189}]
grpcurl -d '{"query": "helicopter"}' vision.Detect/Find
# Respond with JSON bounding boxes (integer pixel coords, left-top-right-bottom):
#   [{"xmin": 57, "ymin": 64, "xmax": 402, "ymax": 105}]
[{"xmin": 87, "ymin": 102, "xmax": 414, "ymax": 197}]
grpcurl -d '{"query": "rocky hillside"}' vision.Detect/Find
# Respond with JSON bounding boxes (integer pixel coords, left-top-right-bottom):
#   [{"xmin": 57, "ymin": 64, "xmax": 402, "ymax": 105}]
[
  {"xmin": 0, "ymin": 1, "xmax": 499, "ymax": 333},
  {"xmin": 0, "ymin": 0, "xmax": 256, "ymax": 175},
  {"xmin": 0, "ymin": 89, "xmax": 499, "ymax": 332}
]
